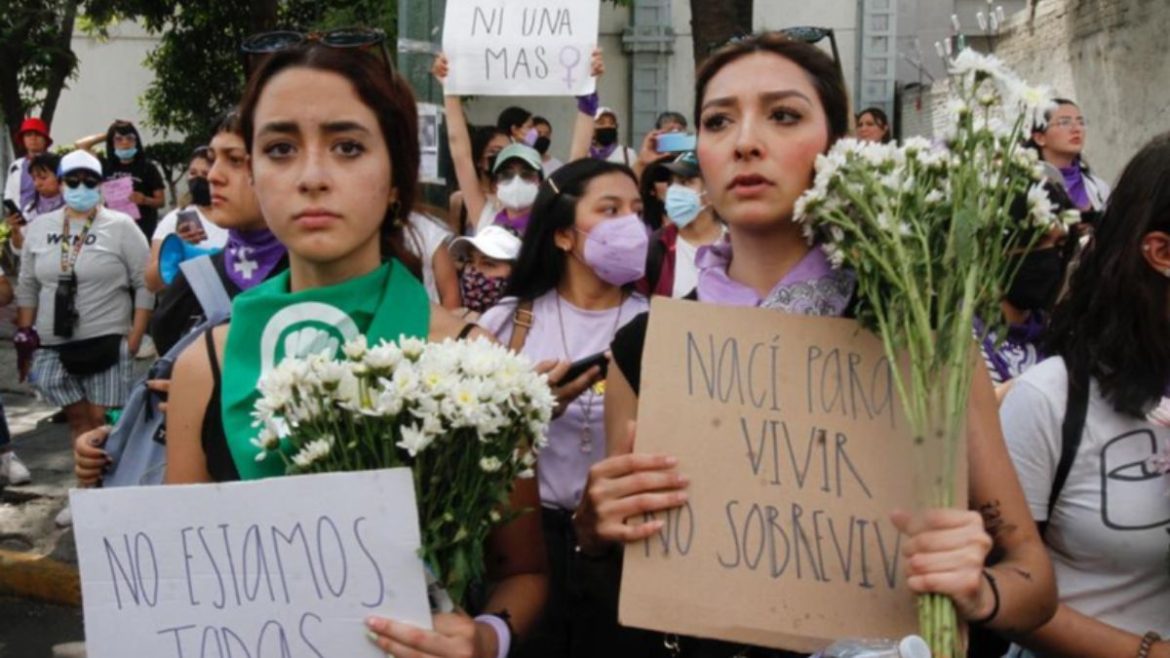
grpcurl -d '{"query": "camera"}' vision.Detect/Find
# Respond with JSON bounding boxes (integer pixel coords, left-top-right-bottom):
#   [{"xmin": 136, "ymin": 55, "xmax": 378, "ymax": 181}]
[{"xmin": 53, "ymin": 273, "xmax": 79, "ymax": 338}]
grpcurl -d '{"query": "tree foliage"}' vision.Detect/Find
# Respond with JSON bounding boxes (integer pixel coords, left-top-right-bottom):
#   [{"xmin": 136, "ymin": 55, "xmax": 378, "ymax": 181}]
[{"xmin": 0, "ymin": 0, "xmax": 81, "ymax": 153}]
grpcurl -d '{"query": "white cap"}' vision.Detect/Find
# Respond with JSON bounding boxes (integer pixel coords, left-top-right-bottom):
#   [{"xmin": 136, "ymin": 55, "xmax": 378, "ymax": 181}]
[
  {"xmin": 449, "ymin": 225, "xmax": 522, "ymax": 262},
  {"xmin": 595, "ymin": 106, "xmax": 617, "ymax": 121},
  {"xmin": 59, "ymin": 150, "xmax": 103, "ymax": 177}
]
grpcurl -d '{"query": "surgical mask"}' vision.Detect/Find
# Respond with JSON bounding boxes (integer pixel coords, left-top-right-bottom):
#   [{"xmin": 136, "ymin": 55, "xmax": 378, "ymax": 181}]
[
  {"xmin": 1006, "ymin": 248, "xmax": 1064, "ymax": 311},
  {"xmin": 523, "ymin": 127, "xmax": 539, "ymax": 146},
  {"xmin": 63, "ymin": 185, "xmax": 101, "ymax": 213},
  {"xmin": 664, "ymin": 184, "xmax": 706, "ymax": 229},
  {"xmin": 496, "ymin": 176, "xmax": 539, "ymax": 211},
  {"xmin": 533, "ymin": 136, "xmax": 551, "ymax": 155},
  {"xmin": 578, "ymin": 213, "xmax": 648, "ymax": 286},
  {"xmin": 115, "ymin": 146, "xmax": 138, "ymax": 160},
  {"xmin": 594, "ymin": 127, "xmax": 618, "ymax": 147},
  {"xmin": 189, "ymin": 177, "xmax": 212, "ymax": 206},
  {"xmin": 460, "ymin": 265, "xmax": 508, "ymax": 312}
]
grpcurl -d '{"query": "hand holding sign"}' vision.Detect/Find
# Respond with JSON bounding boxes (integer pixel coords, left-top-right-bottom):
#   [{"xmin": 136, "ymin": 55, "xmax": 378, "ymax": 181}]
[
  {"xmin": 366, "ymin": 613, "xmax": 488, "ymax": 658},
  {"xmin": 441, "ymin": 0, "xmax": 600, "ymax": 96}
]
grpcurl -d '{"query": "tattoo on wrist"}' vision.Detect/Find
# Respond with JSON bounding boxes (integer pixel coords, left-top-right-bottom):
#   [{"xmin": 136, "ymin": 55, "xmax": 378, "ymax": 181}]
[{"xmin": 1010, "ymin": 566, "xmax": 1033, "ymax": 581}]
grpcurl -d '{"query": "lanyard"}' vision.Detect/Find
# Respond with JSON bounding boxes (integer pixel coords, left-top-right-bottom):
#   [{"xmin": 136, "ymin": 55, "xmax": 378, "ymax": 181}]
[{"xmin": 60, "ymin": 212, "xmax": 96, "ymax": 274}]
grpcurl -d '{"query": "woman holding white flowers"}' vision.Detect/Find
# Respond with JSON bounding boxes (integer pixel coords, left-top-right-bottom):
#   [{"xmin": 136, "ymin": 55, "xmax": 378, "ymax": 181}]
[
  {"xmin": 476, "ymin": 157, "xmax": 650, "ymax": 658},
  {"xmin": 163, "ymin": 39, "xmax": 548, "ymax": 658},
  {"xmin": 1000, "ymin": 132, "xmax": 1170, "ymax": 658},
  {"xmin": 572, "ymin": 32, "xmax": 1058, "ymax": 657}
]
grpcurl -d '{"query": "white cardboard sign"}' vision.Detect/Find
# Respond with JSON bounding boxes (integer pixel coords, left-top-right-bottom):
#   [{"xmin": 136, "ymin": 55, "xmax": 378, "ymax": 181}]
[
  {"xmin": 441, "ymin": 0, "xmax": 600, "ymax": 96},
  {"xmin": 70, "ymin": 469, "xmax": 432, "ymax": 658}
]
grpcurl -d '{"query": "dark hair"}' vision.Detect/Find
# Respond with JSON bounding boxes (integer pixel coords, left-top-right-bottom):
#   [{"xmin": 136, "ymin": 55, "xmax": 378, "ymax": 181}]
[
  {"xmin": 238, "ymin": 44, "xmax": 422, "ymax": 278},
  {"xmin": 211, "ymin": 110, "xmax": 242, "ymax": 137},
  {"xmin": 104, "ymin": 120, "xmax": 148, "ymax": 166},
  {"xmin": 29, "ymin": 152, "xmax": 61, "ymax": 176},
  {"xmin": 504, "ymin": 158, "xmax": 638, "ymax": 300},
  {"xmin": 497, "ymin": 106, "xmax": 533, "ymax": 135},
  {"xmin": 655, "ymin": 111, "xmax": 688, "ymax": 130},
  {"xmin": 1048, "ymin": 132, "xmax": 1170, "ymax": 417},
  {"xmin": 694, "ymin": 31, "xmax": 850, "ymax": 146},
  {"xmin": 190, "ymin": 145, "xmax": 212, "ymax": 163},
  {"xmin": 532, "ymin": 115, "xmax": 551, "ymax": 130},
  {"xmin": 857, "ymin": 107, "xmax": 892, "ymax": 143},
  {"xmin": 638, "ymin": 155, "xmax": 674, "ymax": 231},
  {"xmin": 472, "ymin": 125, "xmax": 509, "ymax": 176}
]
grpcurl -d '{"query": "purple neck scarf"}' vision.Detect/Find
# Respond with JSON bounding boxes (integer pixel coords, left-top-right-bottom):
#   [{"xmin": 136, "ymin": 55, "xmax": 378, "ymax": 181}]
[
  {"xmin": 224, "ymin": 228, "xmax": 286, "ymax": 291},
  {"xmin": 589, "ymin": 143, "xmax": 618, "ymax": 161},
  {"xmin": 1059, "ymin": 162, "xmax": 1091, "ymax": 210},
  {"xmin": 695, "ymin": 238, "xmax": 855, "ymax": 315},
  {"xmin": 493, "ymin": 208, "xmax": 531, "ymax": 236},
  {"xmin": 975, "ymin": 312, "xmax": 1047, "ymax": 383},
  {"xmin": 35, "ymin": 194, "xmax": 64, "ymax": 215},
  {"xmin": 18, "ymin": 160, "xmax": 36, "ymax": 209}
]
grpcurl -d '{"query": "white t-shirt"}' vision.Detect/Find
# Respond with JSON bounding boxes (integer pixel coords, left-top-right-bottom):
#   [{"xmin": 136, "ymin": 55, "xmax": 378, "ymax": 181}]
[
  {"xmin": 474, "ymin": 196, "xmax": 504, "ymax": 235},
  {"xmin": 605, "ymin": 146, "xmax": 638, "ymax": 166},
  {"xmin": 152, "ymin": 206, "xmax": 228, "ymax": 249},
  {"xmin": 542, "ymin": 157, "xmax": 564, "ymax": 177},
  {"xmin": 672, "ymin": 235, "xmax": 700, "ymax": 298},
  {"xmin": 1000, "ymin": 357, "xmax": 1170, "ymax": 639},
  {"xmin": 404, "ymin": 212, "xmax": 453, "ymax": 304}
]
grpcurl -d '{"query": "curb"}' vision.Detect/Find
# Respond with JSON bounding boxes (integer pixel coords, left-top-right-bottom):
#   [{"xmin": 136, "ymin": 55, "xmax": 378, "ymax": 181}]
[{"xmin": 0, "ymin": 547, "xmax": 81, "ymax": 607}]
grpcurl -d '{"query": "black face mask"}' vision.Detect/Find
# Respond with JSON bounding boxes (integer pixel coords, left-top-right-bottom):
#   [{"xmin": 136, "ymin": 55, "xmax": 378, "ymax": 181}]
[
  {"xmin": 594, "ymin": 127, "xmax": 618, "ymax": 147},
  {"xmin": 189, "ymin": 177, "xmax": 212, "ymax": 207},
  {"xmin": 533, "ymin": 136, "xmax": 551, "ymax": 155},
  {"xmin": 1006, "ymin": 247, "xmax": 1064, "ymax": 311}
]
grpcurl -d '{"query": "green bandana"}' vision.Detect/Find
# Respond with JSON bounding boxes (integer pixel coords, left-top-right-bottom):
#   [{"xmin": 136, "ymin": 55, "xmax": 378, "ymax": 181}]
[{"xmin": 221, "ymin": 260, "xmax": 430, "ymax": 480}]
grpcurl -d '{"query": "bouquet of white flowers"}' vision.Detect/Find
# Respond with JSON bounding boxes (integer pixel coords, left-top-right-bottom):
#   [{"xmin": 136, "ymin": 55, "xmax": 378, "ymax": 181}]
[
  {"xmin": 249, "ymin": 335, "xmax": 556, "ymax": 605},
  {"xmin": 794, "ymin": 49, "xmax": 1079, "ymax": 657}
]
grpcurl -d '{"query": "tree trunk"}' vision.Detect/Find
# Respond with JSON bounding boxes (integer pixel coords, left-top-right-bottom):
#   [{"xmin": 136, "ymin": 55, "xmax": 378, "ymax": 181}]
[
  {"xmin": 249, "ymin": 0, "xmax": 281, "ymax": 34},
  {"xmin": 689, "ymin": 0, "xmax": 752, "ymax": 66},
  {"xmin": 38, "ymin": 0, "xmax": 79, "ymax": 129}
]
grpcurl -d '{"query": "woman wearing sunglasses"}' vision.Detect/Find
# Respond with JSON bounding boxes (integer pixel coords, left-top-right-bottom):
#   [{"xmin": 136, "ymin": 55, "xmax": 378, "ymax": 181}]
[
  {"xmin": 163, "ymin": 31, "xmax": 548, "ymax": 658},
  {"xmin": 14, "ymin": 150, "xmax": 153, "ymax": 451}
]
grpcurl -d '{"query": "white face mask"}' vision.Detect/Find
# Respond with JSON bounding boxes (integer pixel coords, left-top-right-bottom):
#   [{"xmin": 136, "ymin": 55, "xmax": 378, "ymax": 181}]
[{"xmin": 496, "ymin": 176, "xmax": 539, "ymax": 211}]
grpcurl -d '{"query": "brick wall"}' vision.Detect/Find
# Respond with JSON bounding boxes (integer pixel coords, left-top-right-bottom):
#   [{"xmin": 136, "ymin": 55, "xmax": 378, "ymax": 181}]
[{"xmin": 898, "ymin": 0, "xmax": 1169, "ymax": 182}]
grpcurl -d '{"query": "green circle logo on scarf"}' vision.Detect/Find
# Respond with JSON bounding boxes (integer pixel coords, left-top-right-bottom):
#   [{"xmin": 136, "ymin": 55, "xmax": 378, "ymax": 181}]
[{"xmin": 221, "ymin": 260, "xmax": 431, "ymax": 480}]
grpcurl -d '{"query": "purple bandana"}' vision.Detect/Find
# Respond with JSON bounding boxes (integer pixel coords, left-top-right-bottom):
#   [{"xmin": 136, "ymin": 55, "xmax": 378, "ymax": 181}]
[
  {"xmin": 695, "ymin": 238, "xmax": 855, "ymax": 315},
  {"xmin": 34, "ymin": 194, "xmax": 64, "ymax": 216},
  {"xmin": 493, "ymin": 208, "xmax": 531, "ymax": 236},
  {"xmin": 975, "ymin": 313, "xmax": 1047, "ymax": 384},
  {"xmin": 224, "ymin": 228, "xmax": 286, "ymax": 291},
  {"xmin": 1059, "ymin": 162, "xmax": 1091, "ymax": 210},
  {"xmin": 589, "ymin": 143, "xmax": 618, "ymax": 161}
]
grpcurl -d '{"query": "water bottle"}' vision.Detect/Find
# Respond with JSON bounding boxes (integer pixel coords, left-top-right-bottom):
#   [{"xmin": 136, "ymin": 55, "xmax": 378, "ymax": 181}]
[{"xmin": 814, "ymin": 635, "xmax": 931, "ymax": 658}]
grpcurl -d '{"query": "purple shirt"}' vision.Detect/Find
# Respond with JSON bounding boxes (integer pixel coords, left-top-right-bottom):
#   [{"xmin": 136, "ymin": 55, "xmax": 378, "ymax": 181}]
[
  {"xmin": 18, "ymin": 159, "xmax": 36, "ymax": 209},
  {"xmin": 695, "ymin": 237, "xmax": 855, "ymax": 315},
  {"xmin": 480, "ymin": 290, "xmax": 649, "ymax": 510}
]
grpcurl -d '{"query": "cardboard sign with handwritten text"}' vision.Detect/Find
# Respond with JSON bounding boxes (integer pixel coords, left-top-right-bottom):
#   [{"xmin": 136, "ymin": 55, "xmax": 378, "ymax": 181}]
[
  {"xmin": 442, "ymin": 0, "xmax": 599, "ymax": 96},
  {"xmin": 619, "ymin": 297, "xmax": 968, "ymax": 653}
]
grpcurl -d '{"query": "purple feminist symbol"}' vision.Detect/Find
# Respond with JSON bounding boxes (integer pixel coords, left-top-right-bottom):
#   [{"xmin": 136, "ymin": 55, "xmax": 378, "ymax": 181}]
[{"xmin": 560, "ymin": 46, "xmax": 581, "ymax": 90}]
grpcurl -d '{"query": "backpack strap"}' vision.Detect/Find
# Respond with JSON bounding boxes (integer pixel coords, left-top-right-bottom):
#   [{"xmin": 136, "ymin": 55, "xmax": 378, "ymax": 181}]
[
  {"xmin": 1046, "ymin": 362, "xmax": 1091, "ymax": 522},
  {"xmin": 508, "ymin": 300, "xmax": 534, "ymax": 353},
  {"xmin": 180, "ymin": 255, "xmax": 232, "ymax": 323},
  {"xmin": 645, "ymin": 231, "xmax": 668, "ymax": 296}
]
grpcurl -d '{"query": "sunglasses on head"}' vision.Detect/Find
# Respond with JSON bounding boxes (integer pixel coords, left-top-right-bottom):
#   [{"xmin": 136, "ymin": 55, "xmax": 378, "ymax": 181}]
[
  {"xmin": 63, "ymin": 174, "xmax": 101, "ymax": 189},
  {"xmin": 719, "ymin": 26, "xmax": 842, "ymax": 73},
  {"xmin": 241, "ymin": 27, "xmax": 393, "ymax": 77}
]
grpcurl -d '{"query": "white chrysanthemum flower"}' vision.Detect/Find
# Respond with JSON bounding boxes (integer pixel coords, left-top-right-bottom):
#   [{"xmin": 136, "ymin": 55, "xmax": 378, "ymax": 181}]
[
  {"xmin": 397, "ymin": 424, "xmax": 433, "ymax": 457},
  {"xmin": 399, "ymin": 336, "xmax": 426, "ymax": 360},
  {"xmin": 948, "ymin": 48, "xmax": 1006, "ymax": 79},
  {"xmin": 924, "ymin": 189, "xmax": 946, "ymax": 205},
  {"xmin": 479, "ymin": 456, "xmax": 503, "ymax": 473},
  {"xmin": 364, "ymin": 341, "xmax": 403, "ymax": 371},
  {"xmin": 291, "ymin": 435, "xmax": 334, "ymax": 469},
  {"xmin": 821, "ymin": 243, "xmax": 846, "ymax": 269},
  {"xmin": 249, "ymin": 427, "xmax": 281, "ymax": 461},
  {"xmin": 1026, "ymin": 183, "xmax": 1055, "ymax": 227},
  {"xmin": 342, "ymin": 335, "xmax": 368, "ymax": 360}
]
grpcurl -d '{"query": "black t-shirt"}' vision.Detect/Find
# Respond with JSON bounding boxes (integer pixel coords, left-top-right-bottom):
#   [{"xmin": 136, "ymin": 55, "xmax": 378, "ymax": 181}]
[{"xmin": 103, "ymin": 157, "xmax": 165, "ymax": 233}]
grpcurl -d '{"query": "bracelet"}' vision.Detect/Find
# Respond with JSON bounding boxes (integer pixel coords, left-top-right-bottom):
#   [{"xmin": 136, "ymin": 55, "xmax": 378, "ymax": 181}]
[
  {"xmin": 474, "ymin": 613, "xmax": 512, "ymax": 658},
  {"xmin": 1137, "ymin": 632, "xmax": 1162, "ymax": 658},
  {"xmin": 969, "ymin": 569, "xmax": 1001, "ymax": 626}
]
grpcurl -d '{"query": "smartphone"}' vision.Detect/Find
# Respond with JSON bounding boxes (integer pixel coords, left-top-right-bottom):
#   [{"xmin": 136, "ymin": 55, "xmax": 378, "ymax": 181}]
[
  {"xmin": 656, "ymin": 132, "xmax": 696, "ymax": 153},
  {"xmin": 175, "ymin": 209, "xmax": 200, "ymax": 234},
  {"xmin": 3, "ymin": 199, "xmax": 22, "ymax": 219},
  {"xmin": 563, "ymin": 351, "xmax": 609, "ymax": 383}
]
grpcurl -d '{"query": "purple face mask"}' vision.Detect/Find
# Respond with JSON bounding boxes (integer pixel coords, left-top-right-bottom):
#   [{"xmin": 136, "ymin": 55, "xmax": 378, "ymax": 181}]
[
  {"xmin": 523, "ymin": 127, "xmax": 539, "ymax": 146},
  {"xmin": 578, "ymin": 213, "xmax": 649, "ymax": 286}
]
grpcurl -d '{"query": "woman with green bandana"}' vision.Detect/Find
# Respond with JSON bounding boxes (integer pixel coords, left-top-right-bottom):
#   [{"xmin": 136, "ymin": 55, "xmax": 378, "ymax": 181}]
[{"xmin": 162, "ymin": 35, "xmax": 551, "ymax": 658}]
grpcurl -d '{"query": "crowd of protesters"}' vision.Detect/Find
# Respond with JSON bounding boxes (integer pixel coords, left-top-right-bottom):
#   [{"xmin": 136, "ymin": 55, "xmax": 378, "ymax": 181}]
[{"xmin": 0, "ymin": 25, "xmax": 1166, "ymax": 658}]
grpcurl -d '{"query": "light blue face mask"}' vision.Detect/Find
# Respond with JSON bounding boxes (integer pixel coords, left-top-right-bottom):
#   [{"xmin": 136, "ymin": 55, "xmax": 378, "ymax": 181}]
[
  {"xmin": 664, "ymin": 184, "xmax": 706, "ymax": 228},
  {"xmin": 114, "ymin": 146, "xmax": 138, "ymax": 161},
  {"xmin": 63, "ymin": 185, "xmax": 101, "ymax": 213}
]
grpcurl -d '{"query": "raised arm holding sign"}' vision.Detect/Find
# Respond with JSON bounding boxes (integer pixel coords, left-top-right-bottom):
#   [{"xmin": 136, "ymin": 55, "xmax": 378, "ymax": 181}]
[{"xmin": 441, "ymin": 0, "xmax": 600, "ymax": 97}]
